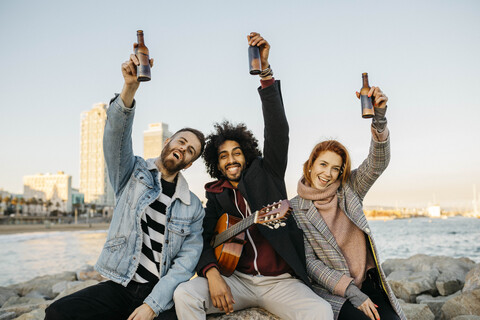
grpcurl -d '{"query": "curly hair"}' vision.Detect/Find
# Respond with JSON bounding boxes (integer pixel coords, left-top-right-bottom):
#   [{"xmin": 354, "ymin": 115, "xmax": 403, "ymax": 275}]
[{"xmin": 203, "ymin": 121, "xmax": 262, "ymax": 179}]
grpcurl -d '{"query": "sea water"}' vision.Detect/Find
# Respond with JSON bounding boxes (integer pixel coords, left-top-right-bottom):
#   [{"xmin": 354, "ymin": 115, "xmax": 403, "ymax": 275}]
[{"xmin": 0, "ymin": 217, "xmax": 479, "ymax": 286}]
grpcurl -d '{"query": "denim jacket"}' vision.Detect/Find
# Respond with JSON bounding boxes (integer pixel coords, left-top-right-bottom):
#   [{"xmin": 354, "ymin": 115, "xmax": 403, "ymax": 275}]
[{"xmin": 95, "ymin": 95, "xmax": 205, "ymax": 315}]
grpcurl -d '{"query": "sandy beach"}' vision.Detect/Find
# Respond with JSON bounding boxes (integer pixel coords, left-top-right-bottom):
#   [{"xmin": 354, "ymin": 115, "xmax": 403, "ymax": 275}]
[{"xmin": 0, "ymin": 223, "xmax": 110, "ymax": 235}]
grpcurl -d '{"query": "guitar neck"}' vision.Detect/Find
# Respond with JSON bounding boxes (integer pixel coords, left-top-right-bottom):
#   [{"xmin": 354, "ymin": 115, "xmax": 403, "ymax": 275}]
[{"xmin": 213, "ymin": 211, "xmax": 258, "ymax": 248}]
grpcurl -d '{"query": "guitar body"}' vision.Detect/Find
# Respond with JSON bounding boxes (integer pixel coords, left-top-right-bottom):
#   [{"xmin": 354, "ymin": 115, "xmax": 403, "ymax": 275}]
[
  {"xmin": 210, "ymin": 200, "xmax": 291, "ymax": 276},
  {"xmin": 214, "ymin": 213, "xmax": 247, "ymax": 276}
]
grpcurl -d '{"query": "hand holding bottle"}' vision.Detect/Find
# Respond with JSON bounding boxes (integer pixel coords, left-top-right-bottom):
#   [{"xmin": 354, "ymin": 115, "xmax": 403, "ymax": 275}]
[
  {"xmin": 121, "ymin": 53, "xmax": 154, "ymax": 86},
  {"xmin": 247, "ymin": 32, "xmax": 270, "ymax": 75},
  {"xmin": 120, "ymin": 52, "xmax": 154, "ymax": 108},
  {"xmin": 355, "ymin": 87, "xmax": 388, "ymax": 109}
]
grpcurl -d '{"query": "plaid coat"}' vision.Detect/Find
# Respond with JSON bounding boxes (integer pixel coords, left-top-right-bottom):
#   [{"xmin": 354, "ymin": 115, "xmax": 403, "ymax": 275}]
[{"xmin": 291, "ymin": 135, "xmax": 406, "ymax": 320}]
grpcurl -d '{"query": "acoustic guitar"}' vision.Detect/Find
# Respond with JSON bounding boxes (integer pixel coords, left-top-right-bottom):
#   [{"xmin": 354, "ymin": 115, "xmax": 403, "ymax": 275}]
[{"xmin": 211, "ymin": 199, "xmax": 292, "ymax": 276}]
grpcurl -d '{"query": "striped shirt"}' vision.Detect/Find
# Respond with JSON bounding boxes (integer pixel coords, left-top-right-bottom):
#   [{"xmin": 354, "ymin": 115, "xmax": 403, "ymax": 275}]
[{"xmin": 133, "ymin": 178, "xmax": 176, "ymax": 284}]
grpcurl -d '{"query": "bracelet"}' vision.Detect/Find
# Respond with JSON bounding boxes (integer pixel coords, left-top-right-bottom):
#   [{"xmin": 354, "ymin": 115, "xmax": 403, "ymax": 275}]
[{"xmin": 260, "ymin": 65, "xmax": 273, "ymax": 78}]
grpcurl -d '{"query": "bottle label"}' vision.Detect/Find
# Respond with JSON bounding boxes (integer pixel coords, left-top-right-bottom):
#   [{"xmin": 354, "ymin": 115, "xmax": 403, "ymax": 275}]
[
  {"xmin": 137, "ymin": 65, "xmax": 151, "ymax": 81},
  {"xmin": 248, "ymin": 46, "xmax": 261, "ymax": 74},
  {"xmin": 361, "ymin": 95, "xmax": 374, "ymax": 118},
  {"xmin": 136, "ymin": 52, "xmax": 150, "ymax": 67},
  {"xmin": 361, "ymin": 95, "xmax": 373, "ymax": 110}
]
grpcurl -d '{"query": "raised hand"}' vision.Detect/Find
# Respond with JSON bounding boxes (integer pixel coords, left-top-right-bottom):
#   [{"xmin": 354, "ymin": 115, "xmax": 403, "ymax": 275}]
[
  {"xmin": 356, "ymin": 87, "xmax": 388, "ymax": 109},
  {"xmin": 122, "ymin": 48, "xmax": 154, "ymax": 86},
  {"xmin": 120, "ymin": 47, "xmax": 154, "ymax": 108},
  {"xmin": 247, "ymin": 32, "xmax": 270, "ymax": 70}
]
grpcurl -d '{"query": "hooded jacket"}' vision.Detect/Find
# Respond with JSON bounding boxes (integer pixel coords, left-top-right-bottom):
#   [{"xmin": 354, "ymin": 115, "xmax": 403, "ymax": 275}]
[{"xmin": 196, "ymin": 81, "xmax": 310, "ymax": 286}]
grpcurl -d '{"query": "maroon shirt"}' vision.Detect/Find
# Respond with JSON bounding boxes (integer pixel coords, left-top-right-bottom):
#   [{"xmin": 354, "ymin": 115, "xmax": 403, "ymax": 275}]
[{"xmin": 202, "ymin": 179, "xmax": 292, "ymax": 277}]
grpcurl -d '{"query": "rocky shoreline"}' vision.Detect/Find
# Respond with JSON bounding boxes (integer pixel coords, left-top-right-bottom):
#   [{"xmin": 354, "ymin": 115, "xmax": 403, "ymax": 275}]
[{"xmin": 1, "ymin": 254, "xmax": 479, "ymax": 320}]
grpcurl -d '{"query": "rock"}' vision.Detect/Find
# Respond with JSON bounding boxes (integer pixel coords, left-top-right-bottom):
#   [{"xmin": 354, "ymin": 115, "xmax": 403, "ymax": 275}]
[
  {"xmin": 451, "ymin": 316, "xmax": 480, "ymax": 320},
  {"xmin": 7, "ymin": 272, "xmax": 76, "ymax": 299},
  {"xmin": 22, "ymin": 293, "xmax": 43, "ymax": 300},
  {"xmin": 398, "ymin": 300, "xmax": 435, "ymax": 320},
  {"xmin": 51, "ymin": 281, "xmax": 67, "ymax": 295},
  {"xmin": 12, "ymin": 307, "xmax": 45, "ymax": 320},
  {"xmin": 2, "ymin": 297, "xmax": 45, "ymax": 308},
  {"xmin": 435, "ymin": 261, "xmax": 474, "ymax": 296},
  {"xmin": 464, "ymin": 264, "xmax": 480, "ymax": 293},
  {"xmin": 383, "ymin": 255, "xmax": 476, "ymax": 298},
  {"xmin": 441, "ymin": 289, "xmax": 480, "ymax": 319},
  {"xmin": 436, "ymin": 270, "xmax": 464, "ymax": 296},
  {"xmin": 52, "ymin": 280, "xmax": 82, "ymax": 295},
  {"xmin": 387, "ymin": 269, "xmax": 439, "ymax": 302},
  {"xmin": 0, "ymin": 302, "xmax": 50, "ymax": 318},
  {"xmin": 54, "ymin": 280, "xmax": 99, "ymax": 301},
  {"xmin": 383, "ymin": 258, "xmax": 413, "ymax": 276},
  {"xmin": 207, "ymin": 307, "xmax": 280, "ymax": 319},
  {"xmin": 0, "ymin": 311, "xmax": 16, "ymax": 320},
  {"xmin": 76, "ymin": 265, "xmax": 103, "ymax": 282},
  {"xmin": 416, "ymin": 291, "xmax": 461, "ymax": 319},
  {"xmin": 0, "ymin": 287, "xmax": 19, "ymax": 308}
]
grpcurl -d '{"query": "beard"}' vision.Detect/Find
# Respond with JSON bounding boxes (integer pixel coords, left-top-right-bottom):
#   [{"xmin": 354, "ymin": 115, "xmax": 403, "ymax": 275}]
[
  {"xmin": 220, "ymin": 162, "xmax": 244, "ymax": 182},
  {"xmin": 160, "ymin": 142, "xmax": 190, "ymax": 175}
]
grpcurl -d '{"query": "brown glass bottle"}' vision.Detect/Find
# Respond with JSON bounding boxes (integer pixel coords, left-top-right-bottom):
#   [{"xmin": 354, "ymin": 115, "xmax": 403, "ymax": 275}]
[
  {"xmin": 248, "ymin": 46, "xmax": 261, "ymax": 75},
  {"xmin": 360, "ymin": 73, "xmax": 374, "ymax": 118},
  {"xmin": 135, "ymin": 30, "xmax": 151, "ymax": 82}
]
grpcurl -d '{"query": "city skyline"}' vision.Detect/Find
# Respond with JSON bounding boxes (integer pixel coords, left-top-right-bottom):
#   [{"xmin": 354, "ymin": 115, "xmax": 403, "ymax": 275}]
[
  {"xmin": 1, "ymin": 0, "xmax": 479, "ymax": 210},
  {"xmin": 79, "ymin": 102, "xmax": 114, "ymax": 206}
]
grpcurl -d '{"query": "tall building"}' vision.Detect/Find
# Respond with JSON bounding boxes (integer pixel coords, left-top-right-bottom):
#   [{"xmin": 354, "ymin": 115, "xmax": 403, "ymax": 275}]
[
  {"xmin": 143, "ymin": 122, "xmax": 171, "ymax": 159},
  {"xmin": 23, "ymin": 171, "xmax": 72, "ymax": 212},
  {"xmin": 79, "ymin": 103, "xmax": 114, "ymax": 206}
]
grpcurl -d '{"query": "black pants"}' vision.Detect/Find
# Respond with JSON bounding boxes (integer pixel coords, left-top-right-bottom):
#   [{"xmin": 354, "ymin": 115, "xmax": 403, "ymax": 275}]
[
  {"xmin": 338, "ymin": 269, "xmax": 400, "ymax": 320},
  {"xmin": 45, "ymin": 280, "xmax": 177, "ymax": 320}
]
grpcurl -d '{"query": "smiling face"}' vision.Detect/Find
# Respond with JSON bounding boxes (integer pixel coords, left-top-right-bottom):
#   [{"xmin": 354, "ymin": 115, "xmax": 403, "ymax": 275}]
[
  {"xmin": 159, "ymin": 131, "xmax": 202, "ymax": 175},
  {"xmin": 309, "ymin": 151, "xmax": 343, "ymax": 190},
  {"xmin": 217, "ymin": 140, "xmax": 246, "ymax": 187}
]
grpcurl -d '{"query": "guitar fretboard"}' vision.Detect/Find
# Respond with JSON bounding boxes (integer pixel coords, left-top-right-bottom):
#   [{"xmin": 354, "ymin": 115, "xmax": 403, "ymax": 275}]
[{"xmin": 212, "ymin": 211, "xmax": 257, "ymax": 248}]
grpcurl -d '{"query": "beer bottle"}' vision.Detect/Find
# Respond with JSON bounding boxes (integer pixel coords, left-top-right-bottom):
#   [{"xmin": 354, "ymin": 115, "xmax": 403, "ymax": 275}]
[
  {"xmin": 135, "ymin": 30, "xmax": 151, "ymax": 82},
  {"xmin": 248, "ymin": 46, "xmax": 261, "ymax": 75},
  {"xmin": 360, "ymin": 73, "xmax": 374, "ymax": 118}
]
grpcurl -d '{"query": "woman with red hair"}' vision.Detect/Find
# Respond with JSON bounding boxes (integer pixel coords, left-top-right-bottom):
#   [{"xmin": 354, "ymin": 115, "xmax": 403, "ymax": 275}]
[{"xmin": 291, "ymin": 87, "xmax": 406, "ymax": 320}]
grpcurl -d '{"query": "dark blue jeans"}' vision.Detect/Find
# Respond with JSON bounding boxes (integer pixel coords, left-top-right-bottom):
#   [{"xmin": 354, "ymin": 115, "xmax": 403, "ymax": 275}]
[
  {"xmin": 45, "ymin": 280, "xmax": 177, "ymax": 320},
  {"xmin": 338, "ymin": 269, "xmax": 400, "ymax": 320}
]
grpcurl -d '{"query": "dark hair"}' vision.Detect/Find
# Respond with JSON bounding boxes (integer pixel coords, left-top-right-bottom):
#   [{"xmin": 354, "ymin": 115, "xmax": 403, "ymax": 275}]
[
  {"xmin": 303, "ymin": 140, "xmax": 351, "ymax": 186},
  {"xmin": 172, "ymin": 127, "xmax": 206, "ymax": 160},
  {"xmin": 203, "ymin": 121, "xmax": 262, "ymax": 179}
]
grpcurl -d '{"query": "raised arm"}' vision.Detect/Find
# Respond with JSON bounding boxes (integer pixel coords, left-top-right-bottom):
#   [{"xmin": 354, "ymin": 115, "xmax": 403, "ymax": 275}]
[
  {"xmin": 120, "ymin": 51, "xmax": 154, "ymax": 108},
  {"xmin": 248, "ymin": 32, "xmax": 289, "ymax": 179},
  {"xmin": 103, "ymin": 51, "xmax": 154, "ymax": 195},
  {"xmin": 350, "ymin": 87, "xmax": 390, "ymax": 200}
]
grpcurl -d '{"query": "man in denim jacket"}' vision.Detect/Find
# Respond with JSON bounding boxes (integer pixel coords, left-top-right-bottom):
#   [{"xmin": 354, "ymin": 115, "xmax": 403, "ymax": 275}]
[{"xmin": 46, "ymin": 52, "xmax": 205, "ymax": 320}]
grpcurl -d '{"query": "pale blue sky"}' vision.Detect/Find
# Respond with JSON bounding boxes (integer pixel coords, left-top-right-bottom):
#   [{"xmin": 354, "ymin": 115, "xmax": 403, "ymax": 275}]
[{"xmin": 1, "ymin": 0, "xmax": 479, "ymax": 209}]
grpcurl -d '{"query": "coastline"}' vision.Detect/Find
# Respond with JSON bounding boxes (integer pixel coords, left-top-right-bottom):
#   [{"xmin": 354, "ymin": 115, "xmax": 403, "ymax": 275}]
[{"xmin": 0, "ymin": 223, "xmax": 109, "ymax": 235}]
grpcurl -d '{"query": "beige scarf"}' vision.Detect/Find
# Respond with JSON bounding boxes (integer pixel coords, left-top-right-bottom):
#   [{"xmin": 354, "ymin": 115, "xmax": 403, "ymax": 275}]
[{"xmin": 297, "ymin": 176, "xmax": 374, "ymax": 288}]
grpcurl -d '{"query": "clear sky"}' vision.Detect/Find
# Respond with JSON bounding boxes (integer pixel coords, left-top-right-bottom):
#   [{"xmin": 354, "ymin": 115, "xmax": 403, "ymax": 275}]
[{"xmin": 1, "ymin": 0, "xmax": 479, "ymax": 210}]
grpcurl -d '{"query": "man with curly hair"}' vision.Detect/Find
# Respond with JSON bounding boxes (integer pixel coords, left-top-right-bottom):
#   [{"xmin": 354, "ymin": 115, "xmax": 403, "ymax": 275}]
[{"xmin": 174, "ymin": 33, "xmax": 333, "ymax": 320}]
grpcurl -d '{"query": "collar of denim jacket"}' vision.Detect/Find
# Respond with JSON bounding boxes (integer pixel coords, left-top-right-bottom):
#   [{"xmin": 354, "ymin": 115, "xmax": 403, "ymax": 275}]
[{"xmin": 146, "ymin": 158, "xmax": 191, "ymax": 206}]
